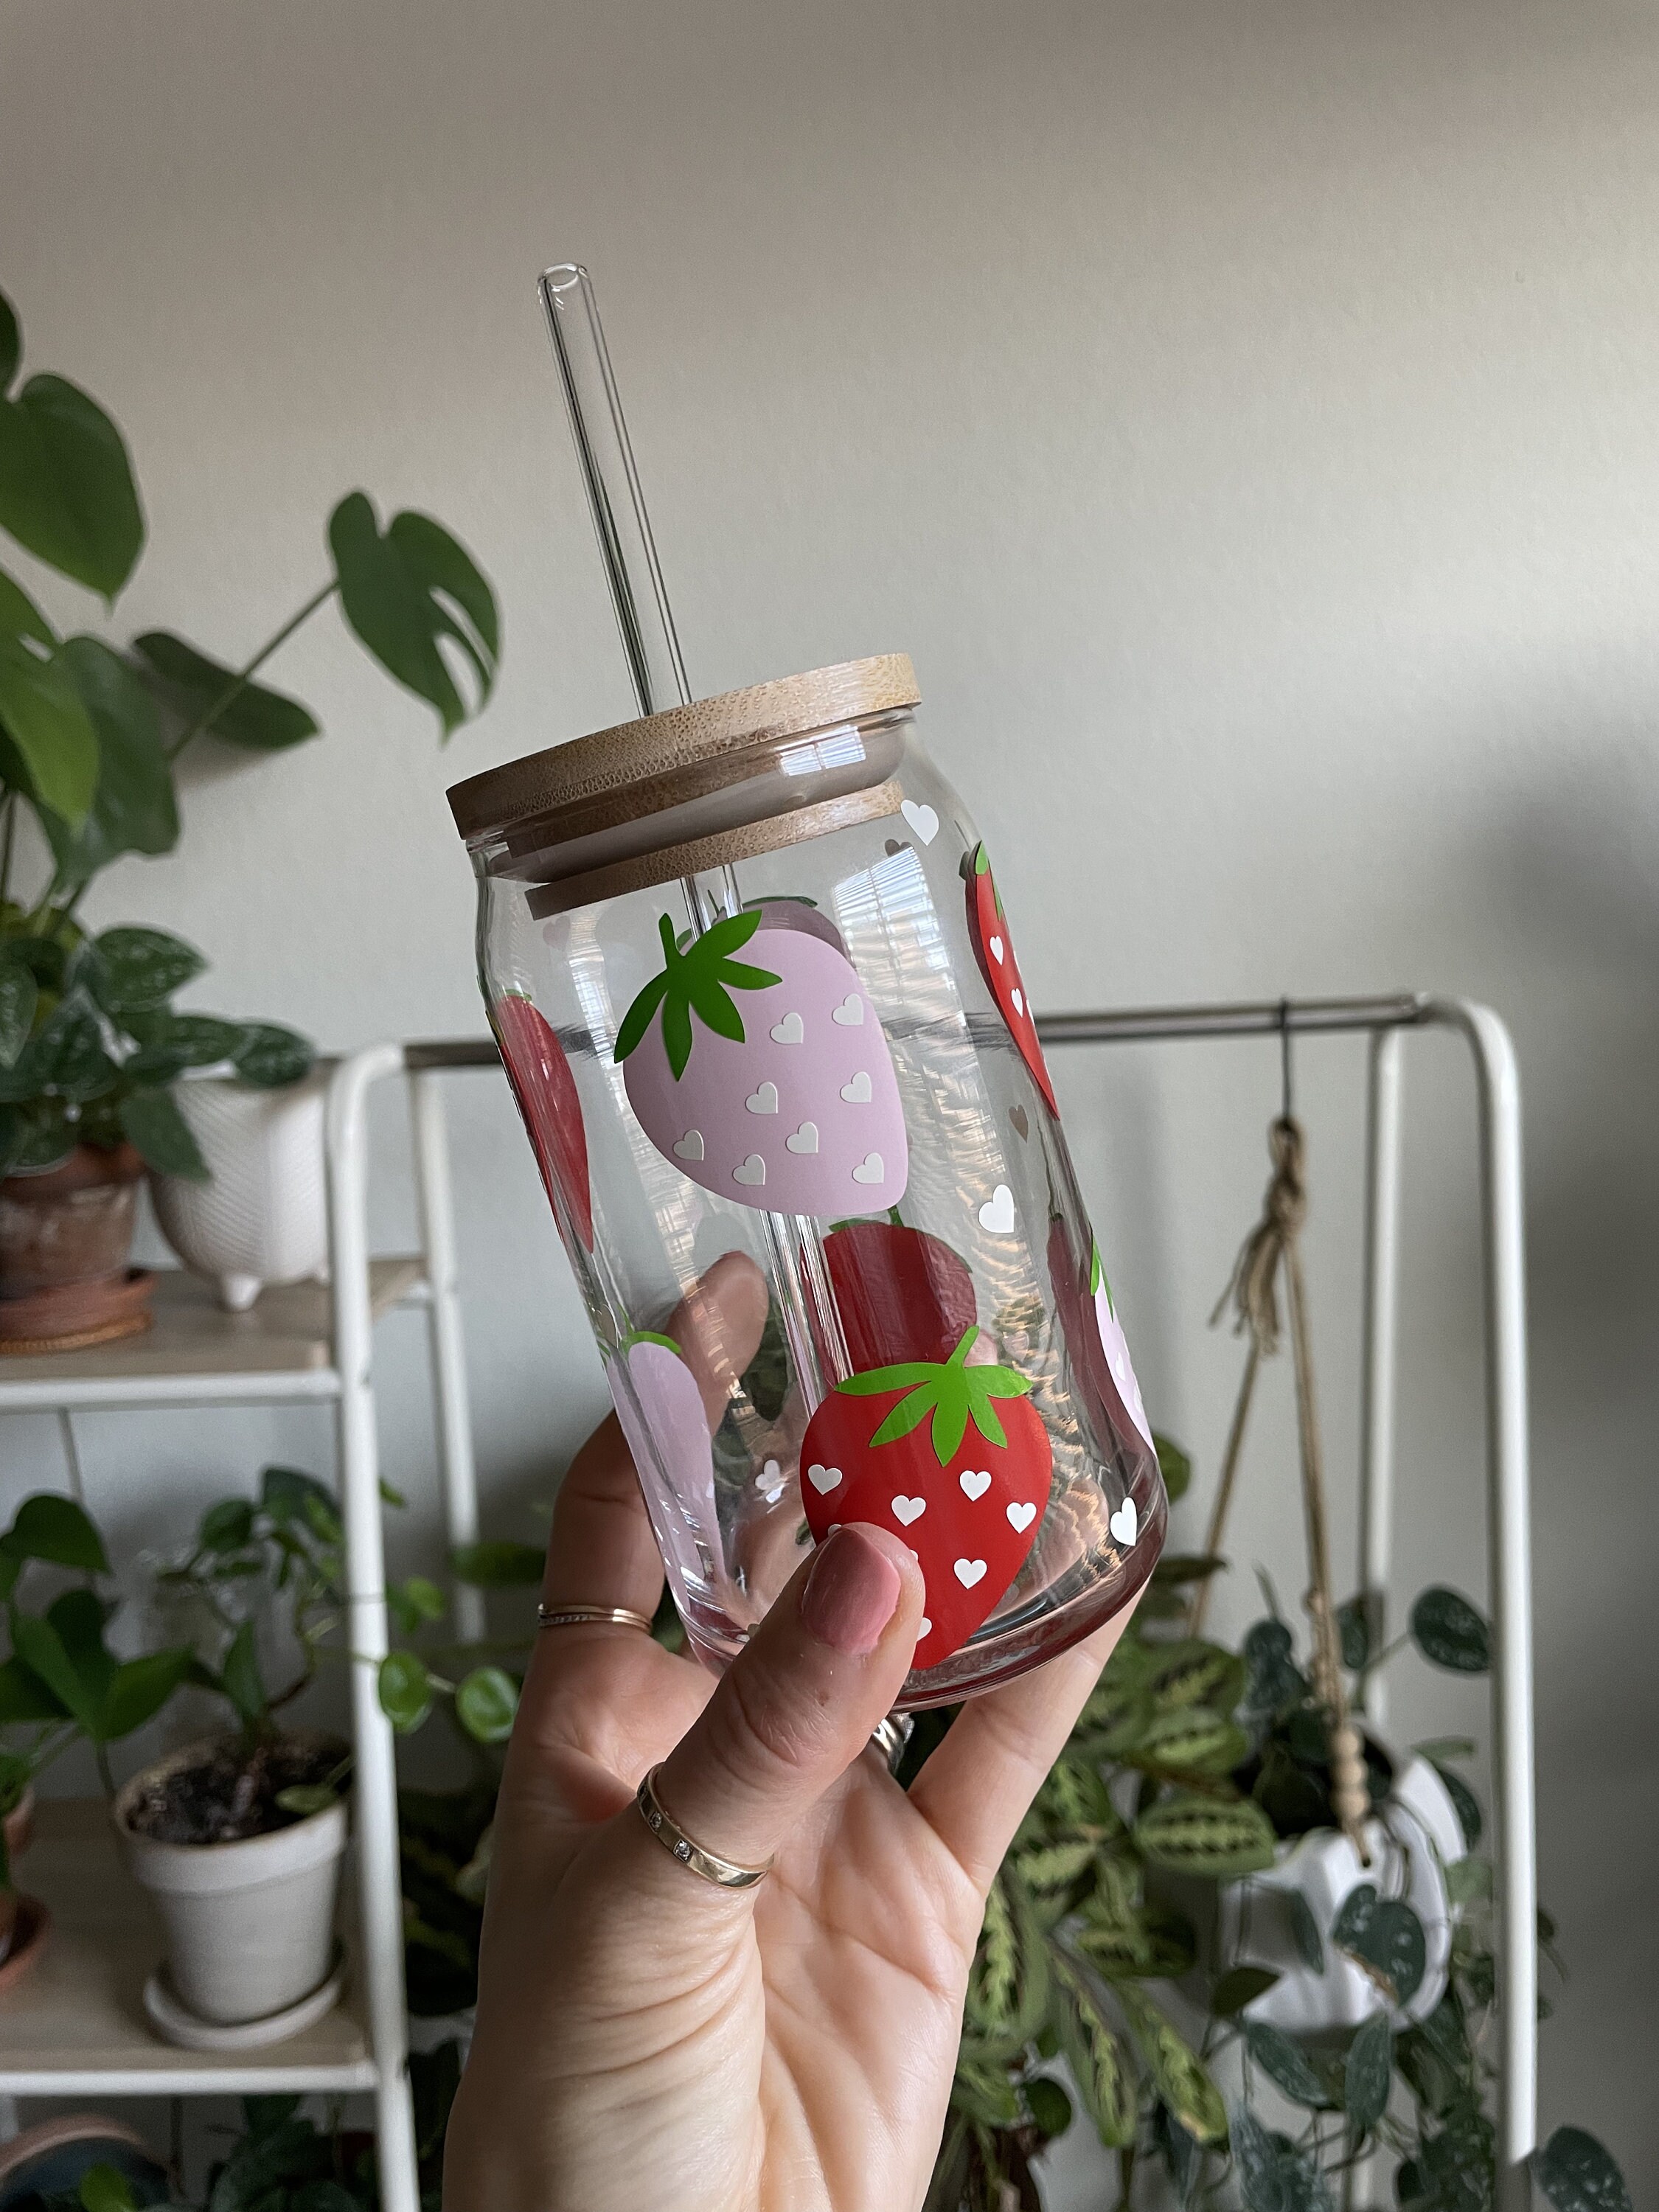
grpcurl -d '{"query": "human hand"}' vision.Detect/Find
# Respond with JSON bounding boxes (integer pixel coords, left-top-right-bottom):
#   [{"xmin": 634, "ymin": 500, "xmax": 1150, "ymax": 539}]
[{"xmin": 444, "ymin": 1253, "xmax": 1135, "ymax": 2212}]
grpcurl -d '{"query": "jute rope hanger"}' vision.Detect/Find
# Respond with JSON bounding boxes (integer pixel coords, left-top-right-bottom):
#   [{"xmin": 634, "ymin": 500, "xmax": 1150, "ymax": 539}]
[{"xmin": 1190, "ymin": 1004, "xmax": 1370, "ymax": 1847}]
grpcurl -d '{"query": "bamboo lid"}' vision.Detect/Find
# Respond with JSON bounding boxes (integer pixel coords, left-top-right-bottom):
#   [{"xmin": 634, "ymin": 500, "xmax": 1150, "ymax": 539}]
[{"xmin": 447, "ymin": 654, "xmax": 919, "ymax": 846}]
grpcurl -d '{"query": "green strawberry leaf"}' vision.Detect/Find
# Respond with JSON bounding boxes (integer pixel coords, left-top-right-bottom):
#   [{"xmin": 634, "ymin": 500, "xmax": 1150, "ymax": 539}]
[
  {"xmin": 846, "ymin": 1328, "xmax": 1035, "ymax": 1467},
  {"xmin": 613, "ymin": 911, "xmax": 781, "ymax": 1079}
]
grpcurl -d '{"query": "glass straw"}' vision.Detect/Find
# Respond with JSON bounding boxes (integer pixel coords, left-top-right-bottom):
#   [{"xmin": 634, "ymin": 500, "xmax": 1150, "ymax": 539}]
[{"xmin": 538, "ymin": 265, "xmax": 849, "ymax": 1404}]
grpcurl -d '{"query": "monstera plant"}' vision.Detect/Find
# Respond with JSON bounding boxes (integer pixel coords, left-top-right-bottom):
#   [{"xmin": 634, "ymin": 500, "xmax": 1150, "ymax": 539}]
[{"xmin": 0, "ymin": 280, "xmax": 498, "ymax": 1187}]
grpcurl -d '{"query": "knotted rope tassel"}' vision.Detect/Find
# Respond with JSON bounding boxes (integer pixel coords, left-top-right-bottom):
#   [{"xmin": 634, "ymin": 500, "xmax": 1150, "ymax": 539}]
[{"xmin": 1194, "ymin": 1116, "xmax": 1369, "ymax": 1846}]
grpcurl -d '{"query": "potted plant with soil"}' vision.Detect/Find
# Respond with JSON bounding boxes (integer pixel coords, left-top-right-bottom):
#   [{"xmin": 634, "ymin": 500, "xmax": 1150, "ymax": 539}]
[
  {"xmin": 115, "ymin": 1467, "xmax": 359, "ymax": 2045},
  {"xmin": 0, "ymin": 1491, "xmax": 193, "ymax": 1988},
  {"xmin": 0, "ymin": 282, "xmax": 499, "ymax": 1321},
  {"xmin": 0, "ymin": 921, "xmax": 313, "ymax": 1348}
]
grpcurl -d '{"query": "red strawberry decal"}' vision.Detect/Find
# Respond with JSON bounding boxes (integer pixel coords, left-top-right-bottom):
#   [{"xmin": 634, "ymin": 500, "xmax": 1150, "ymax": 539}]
[
  {"xmin": 493, "ymin": 994, "xmax": 593, "ymax": 1252},
  {"xmin": 824, "ymin": 1214, "xmax": 978, "ymax": 1368},
  {"xmin": 964, "ymin": 842, "xmax": 1058, "ymax": 1118},
  {"xmin": 616, "ymin": 908, "xmax": 909, "ymax": 1214},
  {"xmin": 801, "ymin": 1326, "xmax": 1053, "ymax": 1664}
]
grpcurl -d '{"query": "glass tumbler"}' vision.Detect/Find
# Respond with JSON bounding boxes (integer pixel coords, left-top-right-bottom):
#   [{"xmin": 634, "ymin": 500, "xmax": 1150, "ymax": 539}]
[{"xmin": 450, "ymin": 655, "xmax": 1165, "ymax": 1705}]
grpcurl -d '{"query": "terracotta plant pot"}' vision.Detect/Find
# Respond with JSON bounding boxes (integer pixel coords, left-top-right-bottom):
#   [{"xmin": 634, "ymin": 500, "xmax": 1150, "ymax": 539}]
[
  {"xmin": 0, "ymin": 1142, "xmax": 144, "ymax": 1297},
  {"xmin": 0, "ymin": 2112, "xmax": 171, "ymax": 2206},
  {"xmin": 114, "ymin": 1734, "xmax": 349, "ymax": 2031}
]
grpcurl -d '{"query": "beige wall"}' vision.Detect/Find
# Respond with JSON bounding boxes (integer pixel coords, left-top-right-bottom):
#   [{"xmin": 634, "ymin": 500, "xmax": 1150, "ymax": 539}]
[{"xmin": 3, "ymin": 0, "xmax": 1655, "ymax": 2189}]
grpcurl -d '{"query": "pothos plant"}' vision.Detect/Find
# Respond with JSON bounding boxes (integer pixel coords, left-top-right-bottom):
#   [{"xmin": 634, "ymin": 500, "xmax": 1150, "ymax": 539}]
[
  {"xmin": 0, "ymin": 282, "xmax": 498, "ymax": 1177},
  {"xmin": 0, "ymin": 1491, "xmax": 192, "ymax": 1869},
  {"xmin": 920, "ymin": 1434, "xmax": 1630, "ymax": 2212}
]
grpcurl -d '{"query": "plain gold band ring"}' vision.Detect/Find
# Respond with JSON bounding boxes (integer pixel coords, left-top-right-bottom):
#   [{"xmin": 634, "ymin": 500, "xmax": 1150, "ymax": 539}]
[
  {"xmin": 636, "ymin": 1764, "xmax": 775, "ymax": 1890},
  {"xmin": 537, "ymin": 1602, "xmax": 655, "ymax": 1633}
]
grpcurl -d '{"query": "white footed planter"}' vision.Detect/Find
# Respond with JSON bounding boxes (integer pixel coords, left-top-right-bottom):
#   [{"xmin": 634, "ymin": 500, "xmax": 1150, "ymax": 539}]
[
  {"xmin": 149, "ymin": 1069, "xmax": 328, "ymax": 1312},
  {"xmin": 1218, "ymin": 1751, "xmax": 1466, "ymax": 2034},
  {"xmin": 115, "ymin": 1742, "xmax": 347, "ymax": 2035}
]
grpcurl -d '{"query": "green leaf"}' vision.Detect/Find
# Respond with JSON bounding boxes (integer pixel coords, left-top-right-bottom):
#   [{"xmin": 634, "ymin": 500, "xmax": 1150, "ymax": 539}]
[
  {"xmin": 119, "ymin": 1085, "xmax": 209, "ymax": 1178},
  {"xmin": 11, "ymin": 1595, "xmax": 105, "ymax": 1732},
  {"xmin": 89, "ymin": 923, "xmax": 204, "ymax": 1012},
  {"xmin": 231, "ymin": 1020, "xmax": 315, "ymax": 1088},
  {"xmin": 199, "ymin": 1498, "xmax": 254, "ymax": 1553},
  {"xmin": 1336, "ymin": 1593, "xmax": 1371, "ymax": 1672},
  {"xmin": 1410, "ymin": 1587, "xmax": 1490, "ymax": 1673},
  {"xmin": 0, "ymin": 1652, "xmax": 71, "ymax": 1721},
  {"xmin": 330, "ymin": 493, "xmax": 499, "ymax": 737},
  {"xmin": 77, "ymin": 2163, "xmax": 139, "ymax": 2212},
  {"xmin": 1133, "ymin": 1790, "xmax": 1277, "ymax": 1879},
  {"xmin": 1343, "ymin": 2010, "xmax": 1393, "ymax": 2133},
  {"xmin": 388, "ymin": 1575, "xmax": 446, "ymax": 1633},
  {"xmin": 1332, "ymin": 1884, "xmax": 1427, "ymax": 2006},
  {"xmin": 950, "ymin": 2052, "xmax": 1022, "ymax": 2127},
  {"xmin": 1245, "ymin": 2020, "xmax": 1333, "ymax": 2108},
  {"xmin": 1229, "ymin": 2103, "xmax": 1286, "ymax": 2212},
  {"xmin": 132, "ymin": 629, "xmax": 320, "ymax": 751},
  {"xmin": 100, "ymin": 1646, "xmax": 192, "ymax": 1739},
  {"xmin": 1127, "ymin": 1704, "xmax": 1250, "ymax": 1777},
  {"xmin": 1287, "ymin": 1888, "xmax": 1325, "ymax": 1973},
  {"xmin": 1116, "ymin": 1981, "xmax": 1228, "ymax": 2142},
  {"xmin": 1213, "ymin": 1964, "xmax": 1280, "ymax": 2017},
  {"xmin": 44, "ymin": 635, "xmax": 178, "ymax": 881},
  {"xmin": 966, "ymin": 1874, "xmax": 1048, "ymax": 2048},
  {"xmin": 1533, "ymin": 2126, "xmax": 1632, "ymax": 2212},
  {"xmin": 0, "ymin": 956, "xmax": 42, "ymax": 1066},
  {"xmin": 1153, "ymin": 1430, "xmax": 1192, "ymax": 1503},
  {"xmin": 1150, "ymin": 1552, "xmax": 1227, "ymax": 1588},
  {"xmin": 1444, "ymin": 1855, "xmax": 1493, "ymax": 1907},
  {"xmin": 276, "ymin": 1782, "xmax": 339, "ymax": 1818},
  {"xmin": 378, "ymin": 1649, "xmax": 434, "ymax": 1733},
  {"xmin": 0, "ymin": 293, "xmax": 17, "ymax": 394},
  {"xmin": 0, "ymin": 372, "xmax": 144, "ymax": 599},
  {"xmin": 219, "ymin": 1618, "xmax": 268, "ymax": 1725},
  {"xmin": 1242, "ymin": 1618, "xmax": 1305, "ymax": 1715},
  {"xmin": 1146, "ymin": 1638, "xmax": 1247, "ymax": 1714},
  {"xmin": 0, "ymin": 631, "xmax": 101, "ymax": 825},
  {"xmin": 262, "ymin": 1465, "xmax": 342, "ymax": 1540},
  {"xmin": 28, "ymin": 986, "xmax": 114, "ymax": 1099},
  {"xmin": 455, "ymin": 1665, "xmax": 518, "ymax": 1743},
  {"xmin": 612, "ymin": 970, "xmax": 669, "ymax": 1065},
  {"xmin": 1049, "ymin": 1955, "xmax": 1138, "ymax": 2148},
  {"xmin": 1, "ymin": 1490, "xmax": 108, "ymax": 1571},
  {"xmin": 0, "ymin": 563, "xmax": 52, "ymax": 648},
  {"xmin": 450, "ymin": 1540, "xmax": 544, "ymax": 1587}
]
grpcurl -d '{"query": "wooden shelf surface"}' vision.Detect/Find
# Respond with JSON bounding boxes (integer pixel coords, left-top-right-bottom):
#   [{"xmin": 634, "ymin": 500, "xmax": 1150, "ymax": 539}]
[
  {"xmin": 0, "ymin": 1798, "xmax": 371, "ymax": 2089},
  {"xmin": 0, "ymin": 1260, "xmax": 425, "ymax": 1391}
]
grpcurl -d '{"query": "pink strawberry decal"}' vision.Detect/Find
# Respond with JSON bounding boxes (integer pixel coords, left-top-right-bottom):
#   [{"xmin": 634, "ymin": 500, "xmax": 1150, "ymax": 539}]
[
  {"xmin": 616, "ymin": 908, "xmax": 909, "ymax": 1214},
  {"xmin": 606, "ymin": 1330, "xmax": 721, "ymax": 1585},
  {"xmin": 1048, "ymin": 1216, "xmax": 1155, "ymax": 1465},
  {"xmin": 964, "ymin": 843, "xmax": 1059, "ymax": 1118},
  {"xmin": 801, "ymin": 1326, "xmax": 1053, "ymax": 1664},
  {"xmin": 493, "ymin": 994, "xmax": 593, "ymax": 1252}
]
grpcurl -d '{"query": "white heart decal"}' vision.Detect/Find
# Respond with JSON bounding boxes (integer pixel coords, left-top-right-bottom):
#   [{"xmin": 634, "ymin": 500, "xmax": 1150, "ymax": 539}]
[
  {"xmin": 1110, "ymin": 1498, "xmax": 1138, "ymax": 1547},
  {"xmin": 959, "ymin": 1470, "xmax": 991, "ymax": 1501},
  {"xmin": 989, "ymin": 935, "xmax": 1005, "ymax": 964},
  {"xmin": 755, "ymin": 1457, "xmax": 782, "ymax": 1490},
  {"xmin": 807, "ymin": 1462, "xmax": 844, "ymax": 1495},
  {"xmin": 953, "ymin": 1557, "xmax": 987, "ymax": 1588},
  {"xmin": 891, "ymin": 1495, "xmax": 926, "ymax": 1526},
  {"xmin": 1009, "ymin": 1105, "xmax": 1029, "ymax": 1141},
  {"xmin": 851, "ymin": 1152, "xmax": 886, "ymax": 1185},
  {"xmin": 840, "ymin": 1071, "xmax": 873, "ymax": 1102},
  {"xmin": 832, "ymin": 994, "xmax": 864, "ymax": 1026},
  {"xmin": 770, "ymin": 1012, "xmax": 804, "ymax": 1044},
  {"xmin": 918, "ymin": 1616, "xmax": 932, "ymax": 1639},
  {"xmin": 978, "ymin": 1183, "xmax": 1016, "ymax": 1234},
  {"xmin": 1006, "ymin": 1500, "xmax": 1037, "ymax": 1534},
  {"xmin": 672, "ymin": 1130, "xmax": 705, "ymax": 1161},
  {"xmin": 1011, "ymin": 988, "xmax": 1025, "ymax": 1017},
  {"xmin": 733, "ymin": 1153, "xmax": 767, "ymax": 1186},
  {"xmin": 746, "ymin": 1081, "xmax": 779, "ymax": 1114},
  {"xmin": 901, "ymin": 799, "xmax": 940, "ymax": 844},
  {"xmin": 785, "ymin": 1121, "xmax": 819, "ymax": 1154}
]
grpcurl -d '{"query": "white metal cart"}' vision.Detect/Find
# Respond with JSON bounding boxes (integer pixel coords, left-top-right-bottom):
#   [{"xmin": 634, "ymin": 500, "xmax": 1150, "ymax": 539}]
[{"xmin": 0, "ymin": 995, "xmax": 1535, "ymax": 2212}]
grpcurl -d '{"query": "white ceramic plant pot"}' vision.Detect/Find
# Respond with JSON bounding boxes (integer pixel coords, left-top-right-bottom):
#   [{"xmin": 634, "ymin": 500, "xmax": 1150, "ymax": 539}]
[
  {"xmin": 149, "ymin": 1070, "xmax": 328, "ymax": 1312},
  {"xmin": 1217, "ymin": 1751, "xmax": 1465, "ymax": 2034},
  {"xmin": 114, "ymin": 1744, "xmax": 347, "ymax": 2029}
]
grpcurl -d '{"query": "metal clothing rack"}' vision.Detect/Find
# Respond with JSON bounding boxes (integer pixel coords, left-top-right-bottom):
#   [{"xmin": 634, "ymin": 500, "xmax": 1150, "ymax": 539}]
[
  {"xmin": 0, "ymin": 992, "xmax": 1534, "ymax": 2212},
  {"xmin": 1041, "ymin": 992, "xmax": 1534, "ymax": 2212}
]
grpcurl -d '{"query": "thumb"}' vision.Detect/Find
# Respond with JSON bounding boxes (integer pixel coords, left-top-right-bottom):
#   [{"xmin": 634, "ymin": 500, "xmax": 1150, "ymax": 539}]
[{"xmin": 651, "ymin": 1523, "xmax": 923, "ymax": 1874}]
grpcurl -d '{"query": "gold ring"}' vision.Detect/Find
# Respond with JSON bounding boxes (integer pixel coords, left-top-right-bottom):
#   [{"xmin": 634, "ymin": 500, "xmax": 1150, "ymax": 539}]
[
  {"xmin": 636, "ymin": 1764, "xmax": 774, "ymax": 1890},
  {"xmin": 538, "ymin": 1602, "xmax": 655, "ymax": 1633}
]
